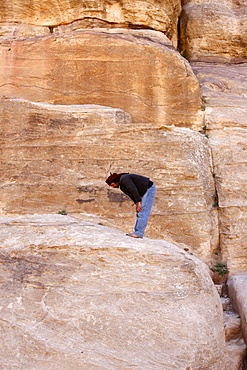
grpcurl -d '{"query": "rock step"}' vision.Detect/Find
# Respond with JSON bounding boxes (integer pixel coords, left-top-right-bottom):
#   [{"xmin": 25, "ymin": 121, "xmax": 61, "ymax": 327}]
[
  {"xmin": 215, "ymin": 283, "xmax": 247, "ymax": 369},
  {"xmin": 226, "ymin": 337, "xmax": 247, "ymax": 370},
  {"xmin": 221, "ymin": 297, "xmax": 233, "ymax": 311},
  {"xmin": 224, "ymin": 311, "xmax": 242, "ymax": 342}
]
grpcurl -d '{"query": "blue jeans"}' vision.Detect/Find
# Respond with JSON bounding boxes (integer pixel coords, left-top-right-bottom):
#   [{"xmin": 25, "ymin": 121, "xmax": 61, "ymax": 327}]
[{"xmin": 133, "ymin": 184, "xmax": 156, "ymax": 238}]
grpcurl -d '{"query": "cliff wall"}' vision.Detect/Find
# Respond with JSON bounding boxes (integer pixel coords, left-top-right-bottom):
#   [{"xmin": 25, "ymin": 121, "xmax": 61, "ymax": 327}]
[{"xmin": 0, "ymin": 0, "xmax": 247, "ymax": 368}]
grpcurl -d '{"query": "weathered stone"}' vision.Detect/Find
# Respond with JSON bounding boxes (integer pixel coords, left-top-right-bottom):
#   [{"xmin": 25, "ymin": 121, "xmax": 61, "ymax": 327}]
[
  {"xmin": 191, "ymin": 63, "xmax": 247, "ymax": 274},
  {"xmin": 0, "ymin": 98, "xmax": 132, "ymax": 214},
  {"xmin": 0, "ymin": 0, "xmax": 181, "ymax": 45},
  {"xmin": 209, "ymin": 131, "xmax": 247, "ymax": 208},
  {"xmin": 0, "ymin": 23, "xmax": 50, "ymax": 38},
  {"xmin": 0, "ymin": 29, "xmax": 203, "ymax": 128},
  {"xmin": 0, "ymin": 214, "xmax": 229, "ymax": 369},
  {"xmin": 224, "ymin": 310, "xmax": 247, "ymax": 370},
  {"xmin": 0, "ymin": 97, "xmax": 218, "ymax": 263},
  {"xmin": 215, "ymin": 284, "xmax": 223, "ymax": 296},
  {"xmin": 179, "ymin": 0, "xmax": 247, "ymax": 62},
  {"xmin": 224, "ymin": 311, "xmax": 242, "ymax": 341},
  {"xmin": 222, "ymin": 297, "xmax": 232, "ymax": 311},
  {"xmin": 226, "ymin": 338, "xmax": 247, "ymax": 370},
  {"xmin": 228, "ymin": 274, "xmax": 247, "ymax": 346},
  {"xmin": 206, "ymin": 128, "xmax": 247, "ymax": 274},
  {"xmin": 191, "ymin": 63, "xmax": 247, "ymax": 130},
  {"xmin": 0, "ymin": 0, "xmax": 246, "ymax": 366}
]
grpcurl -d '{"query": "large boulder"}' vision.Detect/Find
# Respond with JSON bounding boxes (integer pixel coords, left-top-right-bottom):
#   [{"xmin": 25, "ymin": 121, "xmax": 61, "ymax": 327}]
[
  {"xmin": 0, "ymin": 214, "xmax": 229, "ymax": 369},
  {"xmin": 0, "ymin": 97, "xmax": 217, "ymax": 263},
  {"xmin": 0, "ymin": 29, "xmax": 203, "ymax": 128}
]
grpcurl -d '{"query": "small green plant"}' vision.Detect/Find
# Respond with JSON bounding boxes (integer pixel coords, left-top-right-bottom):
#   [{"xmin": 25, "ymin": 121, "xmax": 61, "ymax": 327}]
[
  {"xmin": 214, "ymin": 262, "xmax": 228, "ymax": 276},
  {"xmin": 58, "ymin": 209, "xmax": 68, "ymax": 215}
]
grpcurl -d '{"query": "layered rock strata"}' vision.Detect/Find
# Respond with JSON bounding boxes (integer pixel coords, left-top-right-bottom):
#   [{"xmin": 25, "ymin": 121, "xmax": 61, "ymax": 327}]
[
  {"xmin": 0, "ymin": 0, "xmax": 181, "ymax": 45},
  {"xmin": 1, "ymin": 0, "xmax": 247, "ymax": 364},
  {"xmin": 191, "ymin": 63, "xmax": 247, "ymax": 274},
  {"xmin": 179, "ymin": 0, "xmax": 247, "ymax": 62},
  {"xmin": 0, "ymin": 29, "xmax": 202, "ymax": 128}
]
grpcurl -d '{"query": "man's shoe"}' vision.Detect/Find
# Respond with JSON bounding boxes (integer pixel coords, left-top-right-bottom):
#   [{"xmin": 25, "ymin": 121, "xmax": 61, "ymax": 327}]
[{"xmin": 126, "ymin": 233, "xmax": 142, "ymax": 239}]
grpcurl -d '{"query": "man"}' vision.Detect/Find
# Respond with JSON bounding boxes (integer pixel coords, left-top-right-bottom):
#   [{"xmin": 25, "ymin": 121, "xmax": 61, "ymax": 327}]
[{"xmin": 105, "ymin": 172, "xmax": 156, "ymax": 238}]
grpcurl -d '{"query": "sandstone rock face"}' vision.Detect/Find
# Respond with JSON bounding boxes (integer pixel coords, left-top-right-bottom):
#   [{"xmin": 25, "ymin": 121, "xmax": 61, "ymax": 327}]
[
  {"xmin": 0, "ymin": 214, "xmax": 229, "ymax": 369},
  {"xmin": 0, "ymin": 29, "xmax": 202, "ymax": 128},
  {"xmin": 226, "ymin": 336, "xmax": 247, "ymax": 370},
  {"xmin": 180, "ymin": 0, "xmax": 247, "ymax": 62},
  {"xmin": 1, "ymin": 0, "xmax": 247, "ymax": 364},
  {"xmin": 191, "ymin": 63, "xmax": 247, "ymax": 274},
  {"xmin": 191, "ymin": 63, "xmax": 247, "ymax": 130},
  {"xmin": 224, "ymin": 309, "xmax": 247, "ymax": 369},
  {"xmin": 209, "ymin": 128, "xmax": 247, "ymax": 274},
  {"xmin": 0, "ymin": 97, "xmax": 217, "ymax": 263},
  {"xmin": 228, "ymin": 274, "xmax": 247, "ymax": 346},
  {"xmin": 0, "ymin": 0, "xmax": 181, "ymax": 45}
]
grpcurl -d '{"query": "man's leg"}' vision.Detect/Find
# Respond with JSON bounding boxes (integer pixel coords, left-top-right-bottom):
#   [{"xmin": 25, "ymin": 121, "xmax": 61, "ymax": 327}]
[{"xmin": 133, "ymin": 184, "xmax": 156, "ymax": 238}]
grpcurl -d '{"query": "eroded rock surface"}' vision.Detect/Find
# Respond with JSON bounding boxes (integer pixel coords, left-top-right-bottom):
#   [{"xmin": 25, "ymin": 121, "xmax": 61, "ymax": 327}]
[
  {"xmin": 0, "ymin": 97, "xmax": 217, "ymax": 263},
  {"xmin": 0, "ymin": 0, "xmax": 247, "ymax": 365},
  {"xmin": 180, "ymin": 0, "xmax": 247, "ymax": 62},
  {"xmin": 209, "ymin": 128, "xmax": 247, "ymax": 274},
  {"xmin": 0, "ymin": 29, "xmax": 202, "ymax": 128},
  {"xmin": 228, "ymin": 274, "xmax": 247, "ymax": 347},
  {"xmin": 191, "ymin": 63, "xmax": 247, "ymax": 273},
  {"xmin": 191, "ymin": 63, "xmax": 247, "ymax": 130},
  {"xmin": 0, "ymin": 214, "xmax": 229, "ymax": 369},
  {"xmin": 0, "ymin": 0, "xmax": 181, "ymax": 45}
]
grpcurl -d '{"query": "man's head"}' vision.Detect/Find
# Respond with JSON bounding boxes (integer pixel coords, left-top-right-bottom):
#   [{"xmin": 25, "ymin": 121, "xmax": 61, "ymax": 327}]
[
  {"xmin": 105, "ymin": 173, "xmax": 121, "ymax": 187},
  {"xmin": 106, "ymin": 172, "xmax": 129, "ymax": 187}
]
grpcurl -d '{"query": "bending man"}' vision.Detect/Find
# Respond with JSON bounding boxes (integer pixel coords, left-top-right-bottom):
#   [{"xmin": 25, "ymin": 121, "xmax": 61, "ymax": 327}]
[{"xmin": 105, "ymin": 172, "xmax": 156, "ymax": 238}]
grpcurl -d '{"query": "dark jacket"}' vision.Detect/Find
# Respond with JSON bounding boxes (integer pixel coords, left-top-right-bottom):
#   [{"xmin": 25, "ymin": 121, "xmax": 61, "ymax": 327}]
[{"xmin": 119, "ymin": 174, "xmax": 152, "ymax": 203}]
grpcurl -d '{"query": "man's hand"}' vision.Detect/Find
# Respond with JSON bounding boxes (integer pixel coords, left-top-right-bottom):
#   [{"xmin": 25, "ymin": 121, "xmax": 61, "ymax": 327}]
[{"xmin": 136, "ymin": 201, "xmax": 142, "ymax": 213}]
